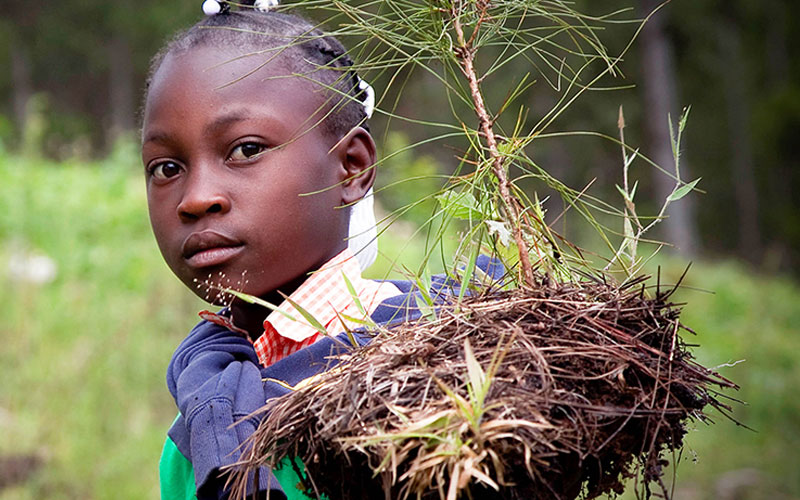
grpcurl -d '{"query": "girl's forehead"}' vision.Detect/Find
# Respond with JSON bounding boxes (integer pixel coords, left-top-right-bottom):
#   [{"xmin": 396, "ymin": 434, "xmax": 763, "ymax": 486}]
[
  {"xmin": 147, "ymin": 45, "xmax": 323, "ymax": 110},
  {"xmin": 155, "ymin": 45, "xmax": 290, "ymax": 87},
  {"xmin": 142, "ymin": 45, "xmax": 331, "ymax": 143}
]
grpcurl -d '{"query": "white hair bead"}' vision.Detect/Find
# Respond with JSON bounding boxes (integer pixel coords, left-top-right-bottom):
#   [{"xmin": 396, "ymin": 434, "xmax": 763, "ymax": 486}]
[
  {"xmin": 254, "ymin": 0, "xmax": 280, "ymax": 11},
  {"xmin": 358, "ymin": 78, "xmax": 375, "ymax": 119},
  {"xmin": 202, "ymin": 0, "xmax": 222, "ymax": 15}
]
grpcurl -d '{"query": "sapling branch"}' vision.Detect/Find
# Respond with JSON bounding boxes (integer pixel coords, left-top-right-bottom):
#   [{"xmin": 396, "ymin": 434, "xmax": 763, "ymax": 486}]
[
  {"xmin": 618, "ymin": 106, "xmax": 642, "ymax": 231},
  {"xmin": 450, "ymin": 1, "xmax": 535, "ymax": 288},
  {"xmin": 606, "ymin": 106, "xmax": 699, "ymax": 275}
]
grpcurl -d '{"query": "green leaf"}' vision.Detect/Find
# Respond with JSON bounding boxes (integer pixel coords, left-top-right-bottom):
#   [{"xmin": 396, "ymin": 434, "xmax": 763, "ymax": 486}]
[
  {"xmin": 615, "ymin": 183, "xmax": 630, "ymax": 202},
  {"xmin": 679, "ymin": 105, "xmax": 691, "ymax": 133},
  {"xmin": 413, "ymin": 273, "xmax": 434, "ymax": 307},
  {"xmin": 435, "ymin": 191, "xmax": 491, "ymax": 220},
  {"xmin": 668, "ymin": 112, "xmax": 677, "ymax": 157},
  {"xmin": 669, "ymin": 112, "xmax": 685, "ymax": 170},
  {"xmin": 431, "ymin": 374, "xmax": 473, "ymax": 421},
  {"xmin": 464, "ymin": 338, "xmax": 485, "ymax": 402},
  {"xmin": 278, "ymin": 292, "xmax": 328, "ymax": 336},
  {"xmin": 342, "ymin": 271, "xmax": 367, "ymax": 317},
  {"xmin": 225, "ymin": 289, "xmax": 297, "ymax": 323},
  {"xmin": 332, "ymin": 308, "xmax": 359, "ymax": 348},
  {"xmin": 411, "ymin": 273, "xmax": 437, "ymax": 321},
  {"xmin": 668, "ymin": 178, "xmax": 701, "ymax": 202},
  {"xmin": 415, "ymin": 301, "xmax": 437, "ymax": 321},
  {"xmin": 458, "ymin": 243, "xmax": 480, "ymax": 303},
  {"xmin": 336, "ymin": 311, "xmax": 375, "ymax": 327}
]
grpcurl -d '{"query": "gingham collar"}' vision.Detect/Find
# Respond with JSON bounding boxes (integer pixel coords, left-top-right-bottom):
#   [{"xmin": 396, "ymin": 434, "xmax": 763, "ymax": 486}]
[{"xmin": 200, "ymin": 248, "xmax": 400, "ymax": 367}]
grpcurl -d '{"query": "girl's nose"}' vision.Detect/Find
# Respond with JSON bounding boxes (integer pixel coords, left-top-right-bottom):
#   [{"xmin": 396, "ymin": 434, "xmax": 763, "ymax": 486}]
[{"xmin": 176, "ymin": 169, "xmax": 231, "ymax": 221}]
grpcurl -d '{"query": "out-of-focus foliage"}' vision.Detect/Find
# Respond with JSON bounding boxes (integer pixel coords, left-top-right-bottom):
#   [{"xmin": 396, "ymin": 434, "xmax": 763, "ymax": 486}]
[
  {"xmin": 0, "ymin": 146, "xmax": 199, "ymax": 499},
  {"xmin": 0, "ymin": 0, "xmax": 198, "ymax": 153}
]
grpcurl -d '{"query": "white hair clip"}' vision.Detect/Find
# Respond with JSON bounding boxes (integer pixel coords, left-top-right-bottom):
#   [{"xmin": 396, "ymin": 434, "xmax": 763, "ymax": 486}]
[
  {"xmin": 254, "ymin": 0, "xmax": 280, "ymax": 11},
  {"xmin": 358, "ymin": 78, "xmax": 375, "ymax": 119},
  {"xmin": 348, "ymin": 188, "xmax": 378, "ymax": 270}
]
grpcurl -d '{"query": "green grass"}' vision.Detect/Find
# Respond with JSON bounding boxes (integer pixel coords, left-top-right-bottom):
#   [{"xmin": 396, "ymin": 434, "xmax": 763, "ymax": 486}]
[
  {"xmin": 0, "ymin": 149, "xmax": 202, "ymax": 499},
  {"xmin": 0, "ymin": 149, "xmax": 797, "ymax": 499}
]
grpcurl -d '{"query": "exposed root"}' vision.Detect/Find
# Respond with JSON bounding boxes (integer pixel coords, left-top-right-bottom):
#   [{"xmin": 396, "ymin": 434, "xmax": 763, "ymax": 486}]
[{"xmin": 230, "ymin": 276, "xmax": 737, "ymax": 500}]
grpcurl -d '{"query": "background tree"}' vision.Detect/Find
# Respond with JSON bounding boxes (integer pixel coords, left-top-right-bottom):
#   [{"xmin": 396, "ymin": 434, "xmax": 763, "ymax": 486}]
[{"xmin": 640, "ymin": 0, "xmax": 698, "ymax": 256}]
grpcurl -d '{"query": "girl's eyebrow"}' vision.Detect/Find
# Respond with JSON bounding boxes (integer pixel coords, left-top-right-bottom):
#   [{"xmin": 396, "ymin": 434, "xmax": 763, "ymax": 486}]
[
  {"xmin": 204, "ymin": 111, "xmax": 253, "ymax": 137},
  {"xmin": 142, "ymin": 111, "xmax": 256, "ymax": 146},
  {"xmin": 142, "ymin": 130, "xmax": 172, "ymax": 146}
]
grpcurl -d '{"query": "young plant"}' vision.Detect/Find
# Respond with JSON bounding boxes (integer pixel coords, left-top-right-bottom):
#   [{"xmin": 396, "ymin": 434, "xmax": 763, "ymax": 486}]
[
  {"xmin": 610, "ymin": 105, "xmax": 700, "ymax": 277},
  {"xmin": 303, "ymin": 0, "xmax": 669, "ymax": 287}
]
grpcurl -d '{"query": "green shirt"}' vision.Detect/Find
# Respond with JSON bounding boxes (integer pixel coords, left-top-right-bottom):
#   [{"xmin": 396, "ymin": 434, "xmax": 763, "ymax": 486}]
[{"xmin": 159, "ymin": 421, "xmax": 318, "ymax": 500}]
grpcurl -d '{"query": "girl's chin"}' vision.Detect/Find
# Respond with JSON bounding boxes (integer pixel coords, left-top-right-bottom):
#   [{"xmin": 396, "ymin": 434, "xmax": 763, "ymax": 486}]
[
  {"xmin": 182, "ymin": 267, "xmax": 254, "ymax": 300},
  {"xmin": 186, "ymin": 277, "xmax": 243, "ymax": 305}
]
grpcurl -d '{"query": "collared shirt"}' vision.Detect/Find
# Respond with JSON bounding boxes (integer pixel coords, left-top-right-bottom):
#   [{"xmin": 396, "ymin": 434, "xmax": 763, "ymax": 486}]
[{"xmin": 199, "ymin": 248, "xmax": 400, "ymax": 367}]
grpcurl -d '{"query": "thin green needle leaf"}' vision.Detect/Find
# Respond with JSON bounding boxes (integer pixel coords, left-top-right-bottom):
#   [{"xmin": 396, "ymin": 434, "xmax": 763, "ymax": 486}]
[
  {"xmin": 463, "ymin": 338, "xmax": 486, "ymax": 406},
  {"xmin": 336, "ymin": 311, "xmax": 376, "ymax": 327},
  {"xmin": 277, "ymin": 291, "xmax": 328, "ymax": 336},
  {"xmin": 332, "ymin": 308, "xmax": 359, "ymax": 348},
  {"xmin": 342, "ymin": 271, "xmax": 368, "ymax": 317},
  {"xmin": 458, "ymin": 241, "xmax": 480, "ymax": 303},
  {"xmin": 225, "ymin": 289, "xmax": 297, "ymax": 323}
]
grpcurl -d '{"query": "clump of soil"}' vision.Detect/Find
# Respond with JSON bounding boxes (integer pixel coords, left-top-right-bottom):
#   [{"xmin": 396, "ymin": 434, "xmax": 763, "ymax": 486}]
[{"xmin": 231, "ymin": 276, "xmax": 737, "ymax": 500}]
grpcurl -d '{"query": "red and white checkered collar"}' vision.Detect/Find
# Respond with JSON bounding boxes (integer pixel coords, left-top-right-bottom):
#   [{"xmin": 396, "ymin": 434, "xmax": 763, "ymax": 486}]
[{"xmin": 199, "ymin": 248, "xmax": 400, "ymax": 367}]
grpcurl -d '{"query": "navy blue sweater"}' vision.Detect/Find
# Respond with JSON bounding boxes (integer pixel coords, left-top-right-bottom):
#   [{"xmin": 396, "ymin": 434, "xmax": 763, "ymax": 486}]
[{"xmin": 165, "ymin": 256, "xmax": 505, "ymax": 499}]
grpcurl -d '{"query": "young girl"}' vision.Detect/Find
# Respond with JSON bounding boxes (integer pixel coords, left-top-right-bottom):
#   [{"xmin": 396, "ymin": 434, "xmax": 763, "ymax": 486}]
[{"xmin": 141, "ymin": 2, "xmax": 410, "ymax": 498}]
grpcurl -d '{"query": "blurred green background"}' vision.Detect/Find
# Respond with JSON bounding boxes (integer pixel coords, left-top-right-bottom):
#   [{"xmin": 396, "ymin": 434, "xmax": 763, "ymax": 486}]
[{"xmin": 1, "ymin": 1, "xmax": 798, "ymax": 499}]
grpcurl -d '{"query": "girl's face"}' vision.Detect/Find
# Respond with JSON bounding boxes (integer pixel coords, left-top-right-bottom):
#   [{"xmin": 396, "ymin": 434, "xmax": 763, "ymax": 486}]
[{"xmin": 142, "ymin": 46, "xmax": 355, "ymax": 306}]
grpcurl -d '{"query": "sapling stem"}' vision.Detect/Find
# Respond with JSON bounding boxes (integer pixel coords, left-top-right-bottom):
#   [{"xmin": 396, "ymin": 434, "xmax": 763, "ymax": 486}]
[{"xmin": 451, "ymin": 1, "xmax": 535, "ymax": 288}]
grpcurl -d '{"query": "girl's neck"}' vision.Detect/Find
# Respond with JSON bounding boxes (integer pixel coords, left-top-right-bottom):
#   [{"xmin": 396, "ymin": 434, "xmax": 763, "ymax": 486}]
[
  {"xmin": 229, "ymin": 274, "xmax": 307, "ymax": 341},
  {"xmin": 229, "ymin": 243, "xmax": 349, "ymax": 340}
]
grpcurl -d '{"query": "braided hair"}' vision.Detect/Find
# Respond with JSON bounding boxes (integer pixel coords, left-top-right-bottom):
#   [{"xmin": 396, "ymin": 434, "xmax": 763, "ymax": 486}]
[{"xmin": 146, "ymin": 9, "xmax": 370, "ymax": 138}]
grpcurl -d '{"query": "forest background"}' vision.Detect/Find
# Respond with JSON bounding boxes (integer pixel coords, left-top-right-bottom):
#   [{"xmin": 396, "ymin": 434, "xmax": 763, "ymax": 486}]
[{"xmin": 0, "ymin": 0, "xmax": 798, "ymax": 499}]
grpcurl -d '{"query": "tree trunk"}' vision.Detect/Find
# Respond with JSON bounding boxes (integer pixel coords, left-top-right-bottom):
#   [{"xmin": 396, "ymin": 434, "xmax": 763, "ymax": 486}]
[
  {"xmin": 10, "ymin": 36, "xmax": 33, "ymax": 143},
  {"xmin": 765, "ymin": 0, "xmax": 789, "ymax": 86},
  {"xmin": 717, "ymin": 16, "xmax": 762, "ymax": 260},
  {"xmin": 107, "ymin": 35, "xmax": 136, "ymax": 147},
  {"xmin": 639, "ymin": 0, "xmax": 698, "ymax": 256}
]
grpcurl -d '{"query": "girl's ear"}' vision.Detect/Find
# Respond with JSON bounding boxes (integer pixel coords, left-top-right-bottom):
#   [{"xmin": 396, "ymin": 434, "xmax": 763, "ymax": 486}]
[{"xmin": 338, "ymin": 127, "xmax": 377, "ymax": 205}]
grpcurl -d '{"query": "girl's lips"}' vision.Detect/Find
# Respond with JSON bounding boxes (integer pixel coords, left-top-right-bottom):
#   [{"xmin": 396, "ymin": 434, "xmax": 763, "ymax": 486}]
[
  {"xmin": 182, "ymin": 230, "xmax": 244, "ymax": 268},
  {"xmin": 186, "ymin": 245, "xmax": 244, "ymax": 268}
]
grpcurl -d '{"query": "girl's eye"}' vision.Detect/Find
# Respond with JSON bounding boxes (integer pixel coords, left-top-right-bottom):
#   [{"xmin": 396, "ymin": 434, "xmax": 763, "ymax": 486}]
[
  {"xmin": 150, "ymin": 161, "xmax": 182, "ymax": 180},
  {"xmin": 229, "ymin": 142, "xmax": 268, "ymax": 161}
]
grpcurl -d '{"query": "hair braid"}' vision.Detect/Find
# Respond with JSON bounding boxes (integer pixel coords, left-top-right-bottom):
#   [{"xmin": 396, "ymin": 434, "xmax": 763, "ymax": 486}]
[
  {"xmin": 304, "ymin": 35, "xmax": 369, "ymax": 122},
  {"xmin": 144, "ymin": 10, "xmax": 370, "ymax": 137}
]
